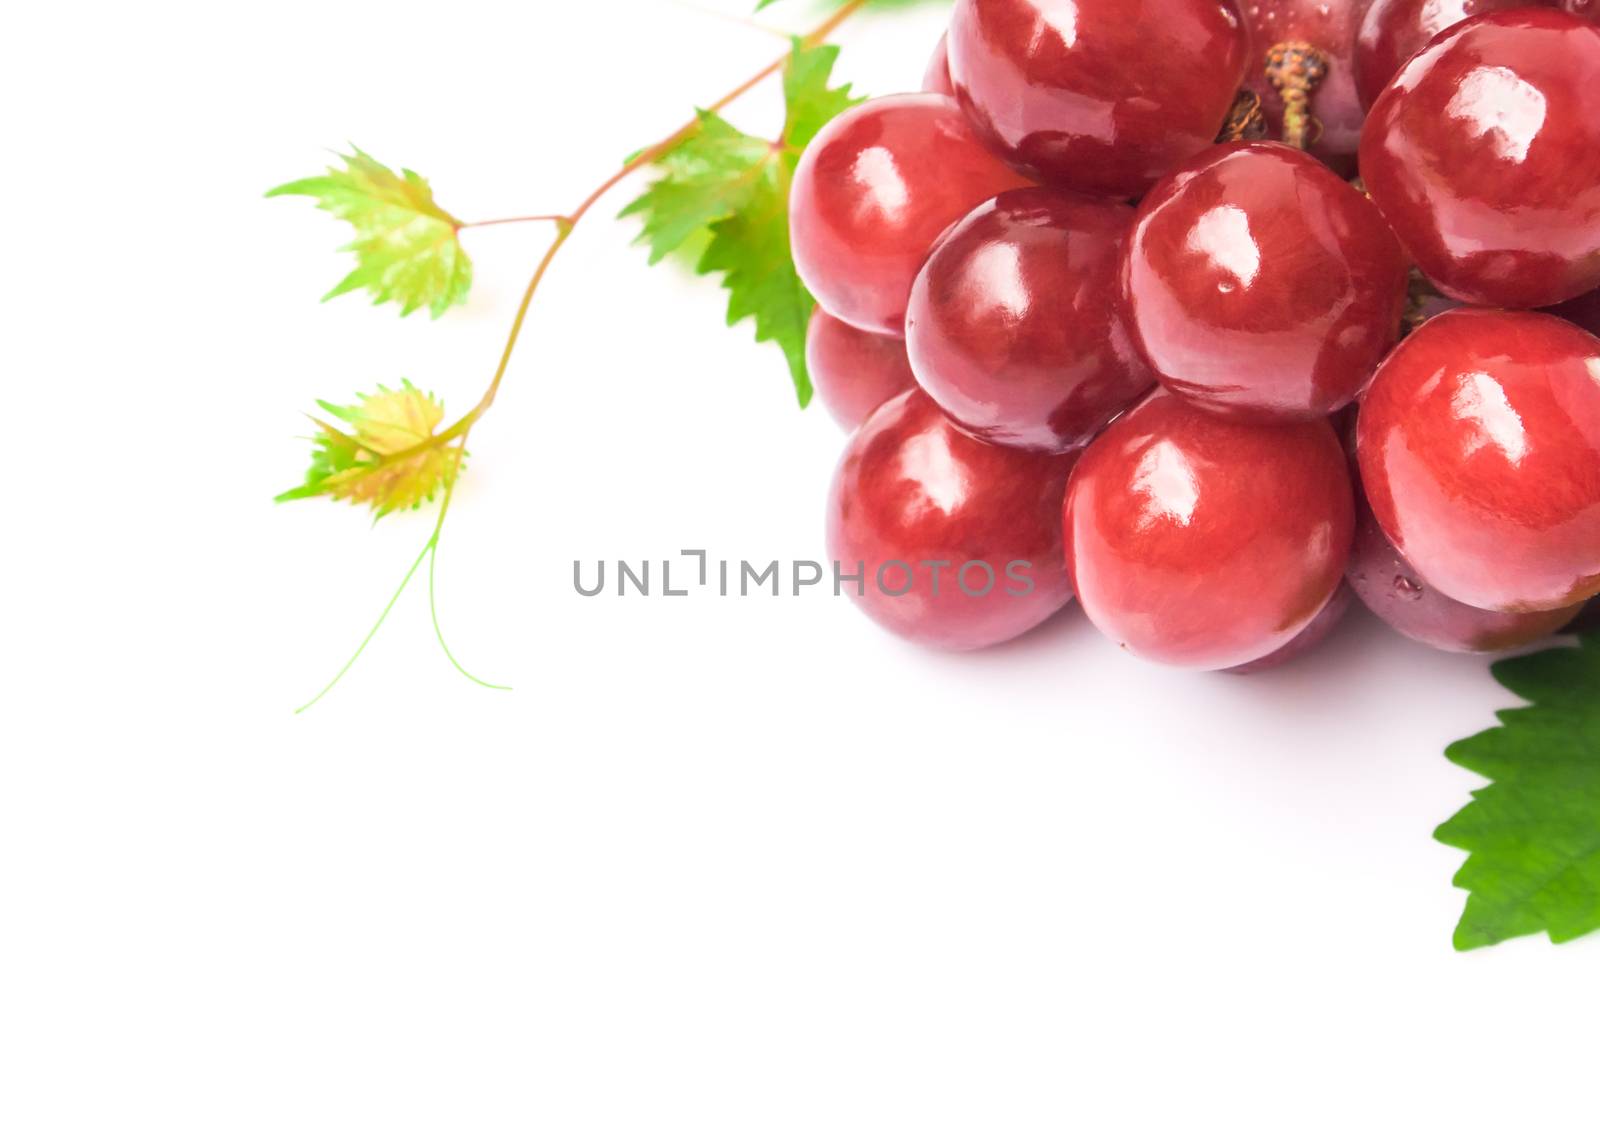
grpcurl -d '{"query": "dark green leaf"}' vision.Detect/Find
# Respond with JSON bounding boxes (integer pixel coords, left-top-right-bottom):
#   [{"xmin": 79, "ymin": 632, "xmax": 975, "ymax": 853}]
[{"xmin": 1436, "ymin": 636, "xmax": 1600, "ymax": 950}]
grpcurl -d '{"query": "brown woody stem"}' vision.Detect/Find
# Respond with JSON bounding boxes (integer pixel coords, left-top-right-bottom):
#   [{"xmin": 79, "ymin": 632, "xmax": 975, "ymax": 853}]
[
  {"xmin": 1264, "ymin": 40, "xmax": 1328, "ymax": 150},
  {"xmin": 1218, "ymin": 89, "xmax": 1268, "ymax": 143}
]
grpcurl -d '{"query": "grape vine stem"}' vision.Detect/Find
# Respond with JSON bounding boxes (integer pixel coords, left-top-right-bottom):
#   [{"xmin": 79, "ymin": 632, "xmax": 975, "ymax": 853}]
[
  {"xmin": 381, "ymin": 0, "xmax": 868, "ymax": 469},
  {"xmin": 458, "ymin": 214, "xmax": 569, "ymax": 230},
  {"xmin": 297, "ymin": 0, "xmax": 870, "ymax": 709}
]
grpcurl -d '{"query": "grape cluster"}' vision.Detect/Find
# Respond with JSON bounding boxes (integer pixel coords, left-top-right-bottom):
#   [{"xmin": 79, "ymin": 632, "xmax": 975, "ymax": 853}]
[{"xmin": 792, "ymin": 0, "xmax": 1600, "ymax": 669}]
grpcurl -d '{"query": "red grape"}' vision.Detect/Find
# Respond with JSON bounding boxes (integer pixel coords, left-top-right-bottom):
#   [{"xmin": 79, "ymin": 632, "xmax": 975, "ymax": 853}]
[
  {"xmin": 923, "ymin": 33, "xmax": 954, "ymax": 96},
  {"xmin": 1358, "ymin": 309, "xmax": 1600, "ymax": 613},
  {"xmin": 1563, "ymin": 0, "xmax": 1599, "ymax": 20},
  {"xmin": 805, "ymin": 310, "xmax": 918, "ymax": 432},
  {"xmin": 1359, "ymin": 9, "xmax": 1600, "ymax": 309},
  {"xmin": 1348, "ymin": 497, "xmax": 1581, "ymax": 651},
  {"xmin": 1225, "ymin": 585, "xmax": 1355, "ymax": 674},
  {"xmin": 1122, "ymin": 142, "xmax": 1407, "ymax": 422},
  {"xmin": 790, "ymin": 95, "xmax": 1032, "ymax": 336},
  {"xmin": 1353, "ymin": 0, "xmax": 1552, "ymax": 110},
  {"xmin": 827, "ymin": 389, "xmax": 1076, "ymax": 651},
  {"xmin": 905, "ymin": 187, "xmax": 1153, "ymax": 453},
  {"xmin": 1243, "ymin": 0, "xmax": 1374, "ymax": 168},
  {"xmin": 945, "ymin": 0, "xmax": 1251, "ymax": 199},
  {"xmin": 1064, "ymin": 390, "xmax": 1355, "ymax": 670}
]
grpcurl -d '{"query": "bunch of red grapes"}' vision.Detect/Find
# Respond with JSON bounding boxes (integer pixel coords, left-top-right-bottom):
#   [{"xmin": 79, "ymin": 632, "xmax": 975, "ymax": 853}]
[{"xmin": 792, "ymin": 0, "xmax": 1600, "ymax": 671}]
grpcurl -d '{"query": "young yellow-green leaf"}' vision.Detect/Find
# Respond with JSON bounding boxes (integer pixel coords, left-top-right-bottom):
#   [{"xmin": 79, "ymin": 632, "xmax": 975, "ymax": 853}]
[
  {"xmin": 267, "ymin": 148, "xmax": 471, "ymax": 319},
  {"xmin": 620, "ymin": 41, "xmax": 857, "ymax": 406},
  {"xmin": 1436, "ymin": 635, "xmax": 1600, "ymax": 950},
  {"xmin": 277, "ymin": 381, "xmax": 459, "ymax": 518}
]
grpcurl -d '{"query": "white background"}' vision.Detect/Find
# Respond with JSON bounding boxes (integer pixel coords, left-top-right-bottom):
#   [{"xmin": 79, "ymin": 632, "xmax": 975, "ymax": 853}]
[{"xmin": 3, "ymin": 0, "xmax": 1596, "ymax": 1142}]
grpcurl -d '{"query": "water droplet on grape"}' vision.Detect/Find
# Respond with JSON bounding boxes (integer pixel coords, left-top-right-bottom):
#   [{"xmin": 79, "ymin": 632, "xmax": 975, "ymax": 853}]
[{"xmin": 1393, "ymin": 575, "xmax": 1424, "ymax": 601}]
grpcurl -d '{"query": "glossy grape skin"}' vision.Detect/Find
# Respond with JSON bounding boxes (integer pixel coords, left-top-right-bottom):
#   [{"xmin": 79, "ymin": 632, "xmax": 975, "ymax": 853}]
[
  {"xmin": 923, "ymin": 33, "xmax": 954, "ymax": 96},
  {"xmin": 1064, "ymin": 390, "xmax": 1355, "ymax": 670},
  {"xmin": 905, "ymin": 188, "xmax": 1153, "ymax": 453},
  {"xmin": 1243, "ymin": 0, "xmax": 1374, "ymax": 169},
  {"xmin": 1353, "ymin": 0, "xmax": 1551, "ymax": 110},
  {"xmin": 1122, "ymin": 142, "xmax": 1408, "ymax": 422},
  {"xmin": 1357, "ymin": 309, "xmax": 1600, "ymax": 613},
  {"xmin": 805, "ymin": 310, "xmax": 917, "ymax": 432},
  {"xmin": 1358, "ymin": 10, "xmax": 1600, "ymax": 309},
  {"xmin": 1225, "ymin": 585, "xmax": 1354, "ymax": 674},
  {"xmin": 790, "ymin": 95, "xmax": 1033, "ymax": 336},
  {"xmin": 1347, "ymin": 498, "xmax": 1581, "ymax": 652},
  {"xmin": 827, "ymin": 389, "xmax": 1076, "ymax": 651},
  {"xmin": 946, "ymin": 0, "xmax": 1250, "ymax": 199},
  {"xmin": 1563, "ymin": 0, "xmax": 1599, "ymax": 21}
]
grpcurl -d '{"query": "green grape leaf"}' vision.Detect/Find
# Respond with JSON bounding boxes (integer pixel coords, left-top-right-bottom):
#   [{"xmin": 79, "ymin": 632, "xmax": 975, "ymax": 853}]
[
  {"xmin": 267, "ymin": 148, "xmax": 471, "ymax": 319},
  {"xmin": 701, "ymin": 163, "xmax": 816, "ymax": 406},
  {"xmin": 781, "ymin": 40, "xmax": 860, "ymax": 152},
  {"xmin": 1436, "ymin": 635, "xmax": 1600, "ymax": 950},
  {"xmin": 620, "ymin": 115, "xmax": 775, "ymax": 266},
  {"xmin": 277, "ymin": 381, "xmax": 459, "ymax": 518},
  {"xmin": 621, "ymin": 41, "xmax": 858, "ymax": 406}
]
